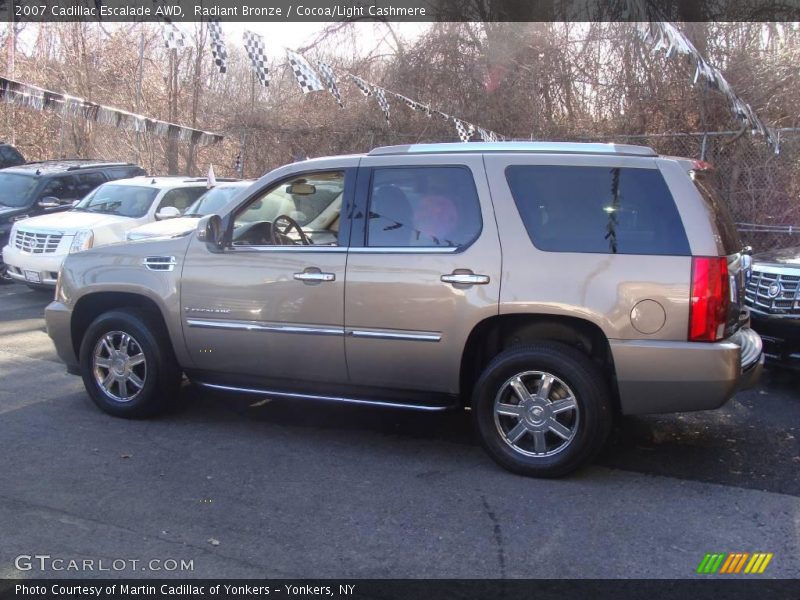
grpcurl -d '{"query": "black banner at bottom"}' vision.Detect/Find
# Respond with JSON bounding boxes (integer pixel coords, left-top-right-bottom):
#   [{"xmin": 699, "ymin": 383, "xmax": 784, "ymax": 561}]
[{"xmin": 1, "ymin": 580, "xmax": 799, "ymax": 600}]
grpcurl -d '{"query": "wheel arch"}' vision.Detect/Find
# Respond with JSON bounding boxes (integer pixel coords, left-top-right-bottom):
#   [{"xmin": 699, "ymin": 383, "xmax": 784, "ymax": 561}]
[
  {"xmin": 459, "ymin": 313, "xmax": 619, "ymax": 410},
  {"xmin": 70, "ymin": 291, "xmax": 176, "ymax": 362}
]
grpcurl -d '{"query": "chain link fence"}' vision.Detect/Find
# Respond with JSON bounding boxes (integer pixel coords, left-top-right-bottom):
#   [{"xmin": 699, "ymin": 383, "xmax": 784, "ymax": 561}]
[{"xmin": 574, "ymin": 129, "xmax": 800, "ymax": 252}]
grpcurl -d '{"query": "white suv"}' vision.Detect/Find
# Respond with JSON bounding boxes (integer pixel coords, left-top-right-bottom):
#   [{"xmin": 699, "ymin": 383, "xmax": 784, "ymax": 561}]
[{"xmin": 3, "ymin": 177, "xmax": 213, "ymax": 289}]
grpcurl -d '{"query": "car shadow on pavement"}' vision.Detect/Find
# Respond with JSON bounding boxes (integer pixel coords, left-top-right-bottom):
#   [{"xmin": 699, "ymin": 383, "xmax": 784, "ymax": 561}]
[{"xmin": 173, "ymin": 374, "xmax": 799, "ymax": 495}]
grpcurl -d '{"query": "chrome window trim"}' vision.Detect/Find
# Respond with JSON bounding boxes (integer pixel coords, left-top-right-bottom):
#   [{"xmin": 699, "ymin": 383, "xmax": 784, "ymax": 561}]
[
  {"xmin": 227, "ymin": 245, "xmax": 347, "ymax": 253},
  {"xmin": 348, "ymin": 246, "xmax": 459, "ymax": 254},
  {"xmin": 196, "ymin": 382, "xmax": 451, "ymax": 412}
]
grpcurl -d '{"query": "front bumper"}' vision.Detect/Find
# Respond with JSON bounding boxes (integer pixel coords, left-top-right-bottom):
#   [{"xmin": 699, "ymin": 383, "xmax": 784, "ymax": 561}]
[
  {"xmin": 610, "ymin": 327, "xmax": 764, "ymax": 415},
  {"xmin": 44, "ymin": 300, "xmax": 80, "ymax": 374},
  {"xmin": 749, "ymin": 310, "xmax": 800, "ymax": 370},
  {"xmin": 2, "ymin": 244, "xmax": 66, "ymax": 286}
]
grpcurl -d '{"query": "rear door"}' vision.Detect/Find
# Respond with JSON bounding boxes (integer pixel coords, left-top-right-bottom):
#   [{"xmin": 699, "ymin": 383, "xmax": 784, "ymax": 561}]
[{"xmin": 343, "ymin": 154, "xmax": 501, "ymax": 397}]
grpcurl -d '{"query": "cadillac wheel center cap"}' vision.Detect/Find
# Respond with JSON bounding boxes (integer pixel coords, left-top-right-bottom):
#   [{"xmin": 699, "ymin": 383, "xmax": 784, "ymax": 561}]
[{"xmin": 767, "ymin": 282, "xmax": 782, "ymax": 298}]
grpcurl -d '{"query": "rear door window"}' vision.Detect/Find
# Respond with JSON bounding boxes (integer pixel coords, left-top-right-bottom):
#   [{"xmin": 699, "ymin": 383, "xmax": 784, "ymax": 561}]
[
  {"xmin": 505, "ymin": 165, "xmax": 690, "ymax": 256},
  {"xmin": 75, "ymin": 172, "xmax": 107, "ymax": 198},
  {"xmin": 367, "ymin": 166, "xmax": 482, "ymax": 248}
]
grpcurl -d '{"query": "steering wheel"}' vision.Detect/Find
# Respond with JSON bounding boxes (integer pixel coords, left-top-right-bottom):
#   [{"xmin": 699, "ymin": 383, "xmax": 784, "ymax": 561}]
[{"xmin": 270, "ymin": 214, "xmax": 311, "ymax": 246}]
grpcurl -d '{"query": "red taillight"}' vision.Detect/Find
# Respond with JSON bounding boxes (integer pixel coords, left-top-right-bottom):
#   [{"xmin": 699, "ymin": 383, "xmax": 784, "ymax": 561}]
[{"xmin": 689, "ymin": 257, "xmax": 730, "ymax": 342}]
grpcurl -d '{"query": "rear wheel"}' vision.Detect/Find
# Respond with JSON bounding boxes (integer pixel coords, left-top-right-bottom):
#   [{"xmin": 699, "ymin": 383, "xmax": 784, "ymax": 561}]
[
  {"xmin": 472, "ymin": 342, "xmax": 612, "ymax": 477},
  {"xmin": 79, "ymin": 308, "xmax": 180, "ymax": 418}
]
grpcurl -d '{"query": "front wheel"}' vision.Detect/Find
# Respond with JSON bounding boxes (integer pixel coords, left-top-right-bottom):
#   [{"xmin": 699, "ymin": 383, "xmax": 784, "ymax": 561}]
[
  {"xmin": 472, "ymin": 342, "xmax": 612, "ymax": 477},
  {"xmin": 0, "ymin": 262, "xmax": 15, "ymax": 284},
  {"xmin": 79, "ymin": 308, "xmax": 181, "ymax": 418}
]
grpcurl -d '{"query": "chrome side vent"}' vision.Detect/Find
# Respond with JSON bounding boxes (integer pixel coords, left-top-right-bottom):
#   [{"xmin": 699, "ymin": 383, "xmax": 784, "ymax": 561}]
[{"xmin": 142, "ymin": 256, "xmax": 176, "ymax": 272}]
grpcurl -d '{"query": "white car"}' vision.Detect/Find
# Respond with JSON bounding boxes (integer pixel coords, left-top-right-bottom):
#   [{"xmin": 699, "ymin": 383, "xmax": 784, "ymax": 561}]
[
  {"xmin": 126, "ymin": 180, "xmax": 254, "ymax": 241},
  {"xmin": 2, "ymin": 177, "xmax": 213, "ymax": 288}
]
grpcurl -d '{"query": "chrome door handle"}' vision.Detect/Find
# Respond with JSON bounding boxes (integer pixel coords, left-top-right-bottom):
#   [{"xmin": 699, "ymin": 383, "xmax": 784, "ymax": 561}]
[
  {"xmin": 441, "ymin": 273, "xmax": 490, "ymax": 285},
  {"xmin": 294, "ymin": 271, "xmax": 335, "ymax": 282}
]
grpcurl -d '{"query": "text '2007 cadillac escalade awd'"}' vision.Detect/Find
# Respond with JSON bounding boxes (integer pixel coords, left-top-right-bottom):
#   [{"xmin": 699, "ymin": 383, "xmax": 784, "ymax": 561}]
[{"xmin": 44, "ymin": 142, "xmax": 763, "ymax": 477}]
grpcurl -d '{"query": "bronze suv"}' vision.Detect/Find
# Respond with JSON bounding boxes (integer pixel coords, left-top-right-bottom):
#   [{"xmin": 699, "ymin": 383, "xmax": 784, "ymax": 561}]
[{"xmin": 45, "ymin": 142, "xmax": 763, "ymax": 476}]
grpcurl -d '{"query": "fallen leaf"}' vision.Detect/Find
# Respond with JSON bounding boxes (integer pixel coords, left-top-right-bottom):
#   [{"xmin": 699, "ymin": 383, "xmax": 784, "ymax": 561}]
[
  {"xmin": 207, "ymin": 538, "xmax": 220, "ymax": 546},
  {"xmin": 120, "ymin": 454, "xmax": 132, "ymax": 459}
]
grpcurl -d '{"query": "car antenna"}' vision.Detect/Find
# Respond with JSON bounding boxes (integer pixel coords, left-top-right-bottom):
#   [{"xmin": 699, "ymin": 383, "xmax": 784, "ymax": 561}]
[{"xmin": 151, "ymin": 178, "xmax": 156, "ymax": 184}]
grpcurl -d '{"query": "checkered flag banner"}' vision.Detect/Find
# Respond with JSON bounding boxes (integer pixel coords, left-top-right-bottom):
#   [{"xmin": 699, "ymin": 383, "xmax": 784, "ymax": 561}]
[
  {"xmin": 162, "ymin": 22, "xmax": 187, "ymax": 50},
  {"xmin": 453, "ymin": 118, "xmax": 475, "ymax": 142},
  {"xmin": 393, "ymin": 93, "xmax": 426, "ymax": 113},
  {"xmin": 316, "ymin": 60, "xmax": 343, "ymax": 108},
  {"xmin": 350, "ymin": 74, "xmax": 373, "ymax": 97},
  {"xmin": 243, "ymin": 31, "xmax": 270, "ymax": 87},
  {"xmin": 373, "ymin": 86, "xmax": 391, "ymax": 125},
  {"xmin": 286, "ymin": 50, "xmax": 324, "ymax": 94},
  {"xmin": 208, "ymin": 20, "xmax": 228, "ymax": 74}
]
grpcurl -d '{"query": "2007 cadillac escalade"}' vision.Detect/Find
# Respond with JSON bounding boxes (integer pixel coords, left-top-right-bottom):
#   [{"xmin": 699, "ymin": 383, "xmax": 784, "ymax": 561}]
[{"xmin": 44, "ymin": 142, "xmax": 764, "ymax": 477}]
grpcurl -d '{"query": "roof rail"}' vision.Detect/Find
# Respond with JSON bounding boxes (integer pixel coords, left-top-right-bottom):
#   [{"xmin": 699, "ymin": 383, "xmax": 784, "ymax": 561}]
[
  {"xmin": 66, "ymin": 162, "xmax": 134, "ymax": 171},
  {"xmin": 368, "ymin": 141, "xmax": 658, "ymax": 157}
]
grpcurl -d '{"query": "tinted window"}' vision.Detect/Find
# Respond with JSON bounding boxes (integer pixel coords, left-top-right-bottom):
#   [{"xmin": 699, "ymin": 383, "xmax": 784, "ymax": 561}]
[
  {"xmin": 159, "ymin": 187, "xmax": 206, "ymax": 212},
  {"xmin": 0, "ymin": 146, "xmax": 23, "ymax": 164},
  {"xmin": 38, "ymin": 175, "xmax": 79, "ymax": 201},
  {"xmin": 367, "ymin": 166, "xmax": 481, "ymax": 248},
  {"xmin": 106, "ymin": 166, "xmax": 146, "ymax": 180},
  {"xmin": 0, "ymin": 173, "xmax": 38, "ymax": 207},
  {"xmin": 75, "ymin": 172, "xmax": 107, "ymax": 197},
  {"xmin": 73, "ymin": 184, "xmax": 159, "ymax": 218},
  {"xmin": 505, "ymin": 165, "xmax": 690, "ymax": 256}
]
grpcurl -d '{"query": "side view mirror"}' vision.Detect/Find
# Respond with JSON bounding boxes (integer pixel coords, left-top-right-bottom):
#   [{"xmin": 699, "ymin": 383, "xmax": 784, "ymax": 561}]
[
  {"xmin": 37, "ymin": 196, "xmax": 62, "ymax": 209},
  {"xmin": 196, "ymin": 214, "xmax": 224, "ymax": 251},
  {"xmin": 156, "ymin": 206, "xmax": 181, "ymax": 220}
]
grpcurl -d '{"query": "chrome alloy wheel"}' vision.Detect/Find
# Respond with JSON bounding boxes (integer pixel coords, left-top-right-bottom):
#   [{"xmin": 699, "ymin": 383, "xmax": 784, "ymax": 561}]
[
  {"xmin": 493, "ymin": 371, "xmax": 580, "ymax": 457},
  {"xmin": 92, "ymin": 331, "xmax": 147, "ymax": 403}
]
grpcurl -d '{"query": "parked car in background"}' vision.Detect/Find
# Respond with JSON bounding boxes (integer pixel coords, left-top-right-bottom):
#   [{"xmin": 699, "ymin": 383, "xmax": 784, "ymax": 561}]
[
  {"xmin": 0, "ymin": 143, "xmax": 25, "ymax": 169},
  {"xmin": 45, "ymin": 142, "xmax": 763, "ymax": 477},
  {"xmin": 2, "ymin": 176, "xmax": 213, "ymax": 289},
  {"xmin": 127, "ymin": 180, "xmax": 252, "ymax": 242},
  {"xmin": 745, "ymin": 245, "xmax": 800, "ymax": 370},
  {"xmin": 0, "ymin": 160, "xmax": 145, "ymax": 283}
]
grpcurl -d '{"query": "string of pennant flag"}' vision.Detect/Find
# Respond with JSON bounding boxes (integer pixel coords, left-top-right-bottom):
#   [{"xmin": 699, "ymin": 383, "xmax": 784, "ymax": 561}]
[
  {"xmin": 159, "ymin": 13, "xmax": 776, "ymax": 150},
  {"xmin": 162, "ymin": 22, "xmax": 503, "ymax": 143}
]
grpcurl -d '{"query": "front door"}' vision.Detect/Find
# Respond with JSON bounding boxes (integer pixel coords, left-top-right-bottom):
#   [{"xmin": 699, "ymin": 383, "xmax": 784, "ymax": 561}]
[
  {"xmin": 181, "ymin": 162, "xmax": 357, "ymax": 386},
  {"xmin": 344, "ymin": 154, "xmax": 502, "ymax": 397}
]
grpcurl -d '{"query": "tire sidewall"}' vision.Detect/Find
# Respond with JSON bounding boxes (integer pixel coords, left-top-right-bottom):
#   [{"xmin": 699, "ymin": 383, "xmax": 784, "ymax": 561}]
[
  {"xmin": 79, "ymin": 310, "xmax": 171, "ymax": 418},
  {"xmin": 472, "ymin": 345, "xmax": 610, "ymax": 477}
]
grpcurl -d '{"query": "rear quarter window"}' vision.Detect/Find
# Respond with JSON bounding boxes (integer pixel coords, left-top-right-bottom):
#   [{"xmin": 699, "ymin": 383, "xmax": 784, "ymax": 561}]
[{"xmin": 505, "ymin": 165, "xmax": 690, "ymax": 256}]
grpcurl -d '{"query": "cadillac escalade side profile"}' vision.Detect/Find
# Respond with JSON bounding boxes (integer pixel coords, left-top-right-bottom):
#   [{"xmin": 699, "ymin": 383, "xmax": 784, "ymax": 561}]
[{"xmin": 44, "ymin": 142, "xmax": 764, "ymax": 477}]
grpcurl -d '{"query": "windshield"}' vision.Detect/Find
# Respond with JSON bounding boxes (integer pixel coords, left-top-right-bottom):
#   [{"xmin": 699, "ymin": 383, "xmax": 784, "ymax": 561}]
[
  {"xmin": 0, "ymin": 173, "xmax": 38, "ymax": 208},
  {"xmin": 185, "ymin": 186, "xmax": 244, "ymax": 217},
  {"xmin": 74, "ymin": 184, "xmax": 159, "ymax": 218}
]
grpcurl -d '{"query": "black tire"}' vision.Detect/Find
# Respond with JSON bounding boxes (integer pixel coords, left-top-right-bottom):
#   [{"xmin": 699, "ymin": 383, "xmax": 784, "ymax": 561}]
[
  {"xmin": 471, "ymin": 342, "xmax": 612, "ymax": 478},
  {"xmin": 79, "ymin": 308, "xmax": 181, "ymax": 418},
  {"xmin": 0, "ymin": 263, "xmax": 14, "ymax": 285}
]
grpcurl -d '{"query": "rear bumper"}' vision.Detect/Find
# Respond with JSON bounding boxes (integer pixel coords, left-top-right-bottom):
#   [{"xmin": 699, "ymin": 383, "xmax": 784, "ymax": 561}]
[
  {"xmin": 44, "ymin": 300, "xmax": 80, "ymax": 374},
  {"xmin": 611, "ymin": 328, "xmax": 763, "ymax": 415}
]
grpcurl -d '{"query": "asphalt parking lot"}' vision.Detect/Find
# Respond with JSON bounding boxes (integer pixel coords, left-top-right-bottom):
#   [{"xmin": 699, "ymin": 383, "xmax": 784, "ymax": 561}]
[{"xmin": 0, "ymin": 283, "xmax": 798, "ymax": 579}]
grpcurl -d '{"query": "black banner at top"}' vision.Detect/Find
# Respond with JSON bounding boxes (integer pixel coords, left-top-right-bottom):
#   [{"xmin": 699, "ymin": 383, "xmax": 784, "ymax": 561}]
[{"xmin": 2, "ymin": 0, "xmax": 800, "ymax": 22}]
